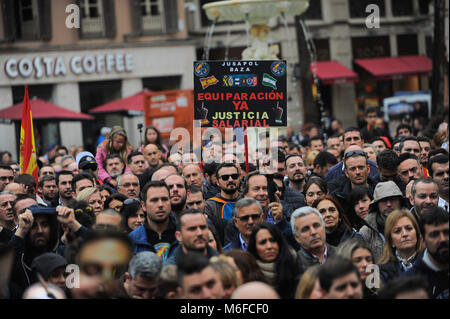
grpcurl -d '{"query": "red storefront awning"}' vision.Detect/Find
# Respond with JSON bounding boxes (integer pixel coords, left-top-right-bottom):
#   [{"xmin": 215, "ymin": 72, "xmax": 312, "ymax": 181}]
[
  {"xmin": 310, "ymin": 61, "xmax": 359, "ymax": 85},
  {"xmin": 89, "ymin": 89, "xmax": 151, "ymax": 114},
  {"xmin": 0, "ymin": 97, "xmax": 94, "ymax": 121},
  {"xmin": 354, "ymin": 55, "xmax": 432, "ymax": 80}
]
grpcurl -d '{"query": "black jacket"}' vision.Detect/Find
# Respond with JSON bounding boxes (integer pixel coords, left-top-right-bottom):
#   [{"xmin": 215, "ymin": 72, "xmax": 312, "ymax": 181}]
[
  {"xmin": 8, "ymin": 212, "xmax": 60, "ymax": 290},
  {"xmin": 329, "ymin": 175, "xmax": 378, "ymax": 229},
  {"xmin": 281, "ymin": 186, "xmax": 307, "ymax": 220},
  {"xmin": 402, "ymin": 250, "xmax": 449, "ymax": 299},
  {"xmin": 296, "ymin": 244, "xmax": 337, "ymax": 274},
  {"xmin": 164, "ymin": 244, "xmax": 219, "ymax": 266}
]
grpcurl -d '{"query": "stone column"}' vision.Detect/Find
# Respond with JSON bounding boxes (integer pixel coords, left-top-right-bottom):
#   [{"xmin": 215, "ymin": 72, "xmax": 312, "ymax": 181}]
[
  {"xmin": 0, "ymin": 87, "xmax": 17, "ymax": 161},
  {"xmin": 121, "ymin": 78, "xmax": 143, "ymax": 149},
  {"xmin": 53, "ymin": 83, "xmax": 83, "ymax": 149}
]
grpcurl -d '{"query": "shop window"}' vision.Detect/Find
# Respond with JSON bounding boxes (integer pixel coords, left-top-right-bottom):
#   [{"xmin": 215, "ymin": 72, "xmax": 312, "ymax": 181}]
[
  {"xmin": 349, "ymin": 0, "xmax": 385, "ymax": 18},
  {"xmin": 1, "ymin": 0, "xmax": 51, "ymax": 41},
  {"xmin": 129, "ymin": 0, "xmax": 178, "ymax": 36},
  {"xmin": 78, "ymin": 0, "xmax": 116, "ymax": 38},
  {"xmin": 391, "ymin": 0, "xmax": 413, "ymax": 16},
  {"xmin": 352, "ymin": 36, "xmax": 390, "ymax": 59},
  {"xmin": 397, "ymin": 34, "xmax": 418, "ymax": 56}
]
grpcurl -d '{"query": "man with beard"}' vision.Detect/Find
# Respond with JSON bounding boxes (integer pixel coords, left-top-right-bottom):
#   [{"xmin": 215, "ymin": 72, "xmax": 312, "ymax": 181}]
[
  {"xmin": 428, "ymin": 155, "xmax": 449, "ymax": 212},
  {"xmin": 164, "ymin": 208, "xmax": 219, "ymax": 265},
  {"xmin": 38, "ymin": 175, "xmax": 59, "ymax": 206},
  {"xmin": 409, "ymin": 178, "xmax": 439, "ymax": 220},
  {"xmin": 118, "ymin": 173, "xmax": 140, "ymax": 199},
  {"xmin": 404, "ymin": 207, "xmax": 449, "ymax": 299},
  {"xmin": 129, "ymin": 181, "xmax": 177, "ymax": 261},
  {"xmin": 204, "ymin": 163, "xmax": 241, "ymax": 245},
  {"xmin": 359, "ymin": 181, "xmax": 408, "ymax": 261},
  {"xmin": 285, "ymin": 154, "xmax": 307, "ymax": 193},
  {"xmin": 163, "ymin": 174, "xmax": 187, "ymax": 218},
  {"xmin": 56, "ymin": 171, "xmax": 74, "ymax": 207},
  {"xmin": 8, "ymin": 204, "xmax": 60, "ymax": 291}
]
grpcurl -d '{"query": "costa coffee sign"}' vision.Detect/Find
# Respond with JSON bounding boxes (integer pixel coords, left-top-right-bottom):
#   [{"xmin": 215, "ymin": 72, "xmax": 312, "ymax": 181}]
[{"xmin": 4, "ymin": 53, "xmax": 134, "ymax": 79}]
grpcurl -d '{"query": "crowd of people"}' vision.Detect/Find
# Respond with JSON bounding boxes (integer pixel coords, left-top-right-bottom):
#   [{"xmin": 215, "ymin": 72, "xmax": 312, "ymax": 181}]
[{"xmin": 0, "ymin": 112, "xmax": 448, "ymax": 300}]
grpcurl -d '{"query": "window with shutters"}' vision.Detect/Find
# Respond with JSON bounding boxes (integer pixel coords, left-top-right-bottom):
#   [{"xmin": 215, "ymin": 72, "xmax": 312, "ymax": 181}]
[
  {"xmin": 80, "ymin": 0, "xmax": 105, "ymax": 36},
  {"xmin": 141, "ymin": 0, "xmax": 164, "ymax": 33},
  {"xmin": 16, "ymin": 0, "xmax": 40, "ymax": 40},
  {"xmin": 128, "ymin": 0, "xmax": 178, "ymax": 36}
]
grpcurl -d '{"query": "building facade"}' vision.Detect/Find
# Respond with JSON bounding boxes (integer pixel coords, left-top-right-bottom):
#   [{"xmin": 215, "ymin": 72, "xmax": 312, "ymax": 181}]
[
  {"xmin": 0, "ymin": 0, "xmax": 196, "ymax": 157},
  {"xmin": 0, "ymin": 0, "xmax": 448, "ymax": 159}
]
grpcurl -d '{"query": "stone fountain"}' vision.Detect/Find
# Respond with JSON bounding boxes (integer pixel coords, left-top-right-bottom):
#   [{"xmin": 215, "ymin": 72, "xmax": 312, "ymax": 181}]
[{"xmin": 202, "ymin": 0, "xmax": 310, "ymax": 60}]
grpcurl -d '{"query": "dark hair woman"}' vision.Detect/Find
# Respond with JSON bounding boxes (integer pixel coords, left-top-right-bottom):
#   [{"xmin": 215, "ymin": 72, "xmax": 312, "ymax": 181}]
[
  {"xmin": 247, "ymin": 222, "xmax": 301, "ymax": 299},
  {"xmin": 312, "ymin": 195, "xmax": 364, "ymax": 247}
]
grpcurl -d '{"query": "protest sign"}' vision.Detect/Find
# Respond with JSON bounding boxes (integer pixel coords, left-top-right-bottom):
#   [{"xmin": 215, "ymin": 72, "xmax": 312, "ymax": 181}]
[{"xmin": 193, "ymin": 60, "xmax": 287, "ymax": 128}]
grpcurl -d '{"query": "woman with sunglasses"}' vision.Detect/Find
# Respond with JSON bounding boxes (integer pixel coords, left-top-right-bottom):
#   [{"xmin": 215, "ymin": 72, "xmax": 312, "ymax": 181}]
[{"xmin": 247, "ymin": 222, "xmax": 301, "ymax": 299}]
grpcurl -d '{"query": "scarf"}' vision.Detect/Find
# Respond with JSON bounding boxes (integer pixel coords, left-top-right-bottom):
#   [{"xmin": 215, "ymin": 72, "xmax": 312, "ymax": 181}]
[
  {"xmin": 395, "ymin": 249, "xmax": 416, "ymax": 271},
  {"xmin": 256, "ymin": 259, "xmax": 277, "ymax": 286}
]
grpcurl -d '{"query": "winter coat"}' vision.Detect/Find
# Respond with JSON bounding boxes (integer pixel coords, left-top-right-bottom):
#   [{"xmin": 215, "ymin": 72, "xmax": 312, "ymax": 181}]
[
  {"xmin": 359, "ymin": 213, "xmax": 385, "ymax": 262},
  {"xmin": 164, "ymin": 245, "xmax": 219, "ymax": 266},
  {"xmin": 128, "ymin": 216, "xmax": 177, "ymax": 260},
  {"xmin": 402, "ymin": 250, "xmax": 449, "ymax": 299},
  {"xmin": 296, "ymin": 244, "xmax": 337, "ymax": 274}
]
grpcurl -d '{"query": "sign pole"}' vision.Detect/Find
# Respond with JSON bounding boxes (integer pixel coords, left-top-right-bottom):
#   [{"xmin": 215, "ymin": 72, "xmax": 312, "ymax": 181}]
[{"xmin": 244, "ymin": 127, "xmax": 249, "ymax": 174}]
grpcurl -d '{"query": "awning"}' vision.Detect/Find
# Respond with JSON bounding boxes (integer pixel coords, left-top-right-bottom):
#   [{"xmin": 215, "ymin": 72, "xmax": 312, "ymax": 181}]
[
  {"xmin": 354, "ymin": 55, "xmax": 432, "ymax": 80},
  {"xmin": 89, "ymin": 89, "xmax": 151, "ymax": 114},
  {"xmin": 0, "ymin": 97, "xmax": 94, "ymax": 122},
  {"xmin": 310, "ymin": 61, "xmax": 358, "ymax": 85}
]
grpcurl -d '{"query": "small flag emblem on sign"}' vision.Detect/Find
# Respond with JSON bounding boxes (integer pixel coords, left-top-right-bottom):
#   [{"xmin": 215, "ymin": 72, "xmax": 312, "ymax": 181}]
[{"xmin": 262, "ymin": 73, "xmax": 277, "ymax": 90}]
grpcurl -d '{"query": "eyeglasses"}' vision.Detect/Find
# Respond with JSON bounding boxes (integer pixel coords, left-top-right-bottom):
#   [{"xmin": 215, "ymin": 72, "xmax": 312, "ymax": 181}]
[
  {"xmin": 344, "ymin": 150, "xmax": 367, "ymax": 160},
  {"xmin": 237, "ymin": 213, "xmax": 261, "ymax": 222},
  {"xmin": 219, "ymin": 174, "xmax": 239, "ymax": 181},
  {"xmin": 124, "ymin": 198, "xmax": 141, "ymax": 205}
]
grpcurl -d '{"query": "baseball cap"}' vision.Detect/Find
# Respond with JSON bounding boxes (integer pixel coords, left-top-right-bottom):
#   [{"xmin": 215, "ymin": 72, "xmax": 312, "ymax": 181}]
[{"xmin": 76, "ymin": 151, "xmax": 97, "ymax": 170}]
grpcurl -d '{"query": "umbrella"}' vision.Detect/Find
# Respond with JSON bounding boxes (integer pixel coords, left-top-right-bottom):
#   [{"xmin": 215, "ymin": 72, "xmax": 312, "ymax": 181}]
[
  {"xmin": 388, "ymin": 103, "xmax": 414, "ymax": 115},
  {"xmin": 88, "ymin": 89, "xmax": 151, "ymax": 114},
  {"xmin": 0, "ymin": 97, "xmax": 95, "ymax": 122}
]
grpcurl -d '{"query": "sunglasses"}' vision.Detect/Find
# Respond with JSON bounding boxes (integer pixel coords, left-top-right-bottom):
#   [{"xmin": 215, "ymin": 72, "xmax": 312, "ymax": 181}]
[
  {"xmin": 236, "ymin": 213, "xmax": 261, "ymax": 222},
  {"xmin": 124, "ymin": 198, "xmax": 141, "ymax": 205},
  {"xmin": 219, "ymin": 174, "xmax": 240, "ymax": 181},
  {"xmin": 344, "ymin": 150, "xmax": 367, "ymax": 160}
]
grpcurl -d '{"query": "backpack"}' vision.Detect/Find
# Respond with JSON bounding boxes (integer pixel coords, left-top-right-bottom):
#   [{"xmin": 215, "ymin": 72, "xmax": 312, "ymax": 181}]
[{"xmin": 208, "ymin": 197, "xmax": 235, "ymax": 221}]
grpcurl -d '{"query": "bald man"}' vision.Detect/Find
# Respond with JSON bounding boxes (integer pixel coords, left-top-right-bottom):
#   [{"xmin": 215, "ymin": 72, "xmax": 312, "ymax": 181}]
[{"xmin": 231, "ymin": 282, "xmax": 279, "ymax": 299}]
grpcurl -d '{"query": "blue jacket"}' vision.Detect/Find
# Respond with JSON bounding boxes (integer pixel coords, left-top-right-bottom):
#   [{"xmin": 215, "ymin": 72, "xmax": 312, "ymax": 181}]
[
  {"xmin": 402, "ymin": 250, "xmax": 449, "ymax": 299},
  {"xmin": 129, "ymin": 223, "xmax": 178, "ymax": 259},
  {"xmin": 223, "ymin": 234, "xmax": 244, "ymax": 252}
]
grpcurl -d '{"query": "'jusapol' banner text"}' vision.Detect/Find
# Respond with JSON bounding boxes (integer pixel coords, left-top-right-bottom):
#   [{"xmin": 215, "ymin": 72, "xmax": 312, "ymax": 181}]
[{"xmin": 193, "ymin": 60, "xmax": 287, "ymax": 128}]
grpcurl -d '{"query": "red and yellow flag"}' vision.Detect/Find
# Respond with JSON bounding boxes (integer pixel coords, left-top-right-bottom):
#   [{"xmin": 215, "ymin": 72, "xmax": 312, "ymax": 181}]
[{"xmin": 19, "ymin": 86, "xmax": 38, "ymax": 185}]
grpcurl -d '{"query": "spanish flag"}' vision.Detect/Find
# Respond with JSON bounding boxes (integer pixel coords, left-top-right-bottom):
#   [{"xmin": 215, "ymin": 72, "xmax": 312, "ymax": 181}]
[{"xmin": 19, "ymin": 86, "xmax": 38, "ymax": 186}]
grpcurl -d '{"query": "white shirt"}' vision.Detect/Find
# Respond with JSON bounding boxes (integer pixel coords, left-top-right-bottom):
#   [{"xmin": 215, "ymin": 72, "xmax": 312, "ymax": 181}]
[{"xmin": 438, "ymin": 197, "xmax": 449, "ymax": 213}]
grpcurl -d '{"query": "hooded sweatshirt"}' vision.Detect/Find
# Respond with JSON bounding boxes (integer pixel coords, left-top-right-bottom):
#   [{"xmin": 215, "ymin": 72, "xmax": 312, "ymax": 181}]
[{"xmin": 8, "ymin": 207, "xmax": 60, "ymax": 290}]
